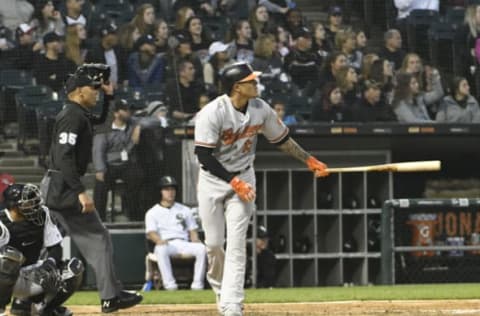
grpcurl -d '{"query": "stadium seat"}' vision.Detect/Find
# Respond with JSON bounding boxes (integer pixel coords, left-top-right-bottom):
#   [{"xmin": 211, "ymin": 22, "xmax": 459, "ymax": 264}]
[
  {"xmin": 406, "ymin": 9, "xmax": 440, "ymax": 61},
  {"xmin": 445, "ymin": 7, "xmax": 465, "ymax": 26},
  {"xmin": 428, "ymin": 21, "xmax": 458, "ymax": 75},
  {"xmin": 0, "ymin": 70, "xmax": 34, "ymax": 134},
  {"xmin": 202, "ymin": 15, "xmax": 230, "ymax": 41},
  {"xmin": 15, "ymin": 85, "xmax": 54, "ymax": 153}
]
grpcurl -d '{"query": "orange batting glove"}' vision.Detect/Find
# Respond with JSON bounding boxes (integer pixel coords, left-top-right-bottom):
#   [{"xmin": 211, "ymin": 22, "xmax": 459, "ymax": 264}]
[
  {"xmin": 230, "ymin": 176, "xmax": 256, "ymax": 202},
  {"xmin": 306, "ymin": 156, "xmax": 329, "ymax": 177}
]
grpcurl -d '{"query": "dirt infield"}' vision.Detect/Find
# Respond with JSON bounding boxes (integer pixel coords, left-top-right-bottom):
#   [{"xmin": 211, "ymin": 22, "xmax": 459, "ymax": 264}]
[{"xmin": 61, "ymin": 300, "xmax": 480, "ymax": 315}]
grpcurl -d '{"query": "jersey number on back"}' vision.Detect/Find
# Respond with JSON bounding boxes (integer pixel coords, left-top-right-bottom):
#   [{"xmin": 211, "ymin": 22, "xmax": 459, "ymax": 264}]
[{"xmin": 59, "ymin": 132, "xmax": 77, "ymax": 145}]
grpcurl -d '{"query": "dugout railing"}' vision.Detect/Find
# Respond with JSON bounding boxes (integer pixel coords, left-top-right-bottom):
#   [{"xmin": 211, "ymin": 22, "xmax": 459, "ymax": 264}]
[{"xmin": 381, "ymin": 198, "xmax": 480, "ymax": 285}]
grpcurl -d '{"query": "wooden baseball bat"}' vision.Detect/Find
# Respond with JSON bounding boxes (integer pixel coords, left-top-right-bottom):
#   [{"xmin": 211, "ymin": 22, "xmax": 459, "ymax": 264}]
[{"xmin": 325, "ymin": 160, "xmax": 441, "ymax": 173}]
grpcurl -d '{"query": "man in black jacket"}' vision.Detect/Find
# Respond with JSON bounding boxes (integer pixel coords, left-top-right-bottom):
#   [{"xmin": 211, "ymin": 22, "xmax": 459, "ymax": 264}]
[
  {"xmin": 351, "ymin": 80, "xmax": 395, "ymax": 122},
  {"xmin": 41, "ymin": 64, "xmax": 142, "ymax": 313}
]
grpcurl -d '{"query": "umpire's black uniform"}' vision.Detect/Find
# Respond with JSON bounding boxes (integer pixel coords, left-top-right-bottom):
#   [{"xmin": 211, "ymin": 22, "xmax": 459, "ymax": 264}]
[{"xmin": 44, "ymin": 69, "xmax": 122, "ymax": 301}]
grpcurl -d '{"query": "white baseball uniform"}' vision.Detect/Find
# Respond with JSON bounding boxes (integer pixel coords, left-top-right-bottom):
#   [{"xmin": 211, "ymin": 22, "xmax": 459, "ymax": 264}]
[
  {"xmin": 194, "ymin": 94, "xmax": 288, "ymax": 310},
  {"xmin": 145, "ymin": 202, "xmax": 206, "ymax": 290}
]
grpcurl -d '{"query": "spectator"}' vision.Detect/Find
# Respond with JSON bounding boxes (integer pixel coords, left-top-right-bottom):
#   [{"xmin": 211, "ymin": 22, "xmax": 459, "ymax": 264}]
[
  {"xmin": 335, "ymin": 28, "xmax": 361, "ymax": 70},
  {"xmin": 174, "ymin": 6, "xmax": 195, "ymax": 33},
  {"xmin": 393, "ymin": 72, "xmax": 434, "ymax": 122},
  {"xmin": 33, "ymin": 32, "xmax": 76, "ymax": 92},
  {"xmin": 325, "ymin": 5, "xmax": 345, "ymax": 49},
  {"xmin": 204, "ymin": 41, "xmax": 233, "ymax": 93},
  {"xmin": 185, "ymin": 16, "xmax": 212, "ymax": 64},
  {"xmin": 318, "ymin": 51, "xmax": 348, "ymax": 90},
  {"xmin": 252, "ymin": 34, "xmax": 284, "ymax": 82},
  {"xmin": 64, "ymin": 23, "xmax": 87, "ymax": 66},
  {"xmin": 173, "ymin": 0, "xmax": 215, "ymax": 16},
  {"xmin": 249, "ymin": 5, "xmax": 272, "ymax": 39},
  {"xmin": 165, "ymin": 59, "xmax": 204, "ymax": 121},
  {"xmin": 335, "ymin": 65, "xmax": 359, "ymax": 106},
  {"xmin": 378, "ymin": 29, "xmax": 405, "ymax": 70},
  {"xmin": 128, "ymin": 34, "xmax": 164, "ymax": 90},
  {"xmin": 284, "ymin": 26, "xmax": 321, "ymax": 90},
  {"xmin": 369, "ymin": 58, "xmax": 395, "ymax": 105},
  {"xmin": 0, "ymin": 0, "xmax": 34, "ymax": 32},
  {"xmin": 460, "ymin": 4, "xmax": 480, "ymax": 96},
  {"xmin": 30, "ymin": 0, "xmax": 65, "ymax": 42},
  {"xmin": 64, "ymin": 0, "xmax": 87, "ymax": 26},
  {"xmin": 311, "ymin": 22, "xmax": 331, "ymax": 60},
  {"xmin": 229, "ymin": 20, "xmax": 255, "ymax": 64},
  {"xmin": 436, "ymin": 76, "xmax": 480, "ymax": 123},
  {"xmin": 154, "ymin": 18, "xmax": 169, "ymax": 56},
  {"xmin": 0, "ymin": 23, "xmax": 15, "ymax": 55},
  {"xmin": 119, "ymin": 3, "xmax": 155, "ymax": 52},
  {"xmin": 272, "ymin": 99, "xmax": 298, "ymax": 125},
  {"xmin": 85, "ymin": 21, "xmax": 126, "ymax": 88},
  {"xmin": 259, "ymin": 0, "xmax": 294, "ymax": 26},
  {"xmin": 255, "ymin": 225, "xmax": 277, "ymax": 288},
  {"xmin": 145, "ymin": 176, "xmax": 207, "ymax": 291},
  {"xmin": 165, "ymin": 32, "xmax": 204, "ymax": 82},
  {"xmin": 285, "ymin": 8, "xmax": 304, "ymax": 33},
  {"xmin": 356, "ymin": 29, "xmax": 368, "ymax": 54},
  {"xmin": 93, "ymin": 99, "xmax": 145, "ymax": 221},
  {"xmin": 311, "ymin": 82, "xmax": 349, "ymax": 122},
  {"xmin": 12, "ymin": 24, "xmax": 42, "ymax": 70},
  {"xmin": 351, "ymin": 80, "xmax": 396, "ymax": 122},
  {"xmin": 360, "ymin": 53, "xmax": 379, "ymax": 81}
]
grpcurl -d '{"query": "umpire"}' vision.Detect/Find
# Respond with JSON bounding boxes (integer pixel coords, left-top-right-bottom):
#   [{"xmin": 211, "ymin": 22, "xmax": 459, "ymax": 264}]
[{"xmin": 40, "ymin": 63, "xmax": 142, "ymax": 313}]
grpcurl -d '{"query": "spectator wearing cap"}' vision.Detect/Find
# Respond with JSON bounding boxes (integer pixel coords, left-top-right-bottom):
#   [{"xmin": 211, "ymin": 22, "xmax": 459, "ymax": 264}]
[
  {"xmin": 30, "ymin": 0, "xmax": 65, "ymax": 43},
  {"xmin": 185, "ymin": 16, "xmax": 212, "ymax": 65},
  {"xmin": 0, "ymin": 0, "xmax": 34, "ymax": 32},
  {"xmin": 284, "ymin": 26, "xmax": 322, "ymax": 90},
  {"xmin": 93, "ymin": 99, "xmax": 145, "ymax": 221},
  {"xmin": 378, "ymin": 29, "xmax": 405, "ymax": 71},
  {"xmin": 351, "ymin": 80, "xmax": 396, "ymax": 122},
  {"xmin": 127, "ymin": 34, "xmax": 164, "ymax": 90},
  {"xmin": 165, "ymin": 32, "xmax": 204, "ymax": 83},
  {"xmin": 33, "ymin": 32, "xmax": 76, "ymax": 92},
  {"xmin": 64, "ymin": 23, "xmax": 87, "ymax": 66},
  {"xmin": 325, "ymin": 5, "xmax": 345, "ymax": 50},
  {"xmin": 64, "ymin": 0, "xmax": 87, "ymax": 26},
  {"xmin": 255, "ymin": 225, "xmax": 276, "ymax": 288},
  {"xmin": 203, "ymin": 41, "xmax": 233, "ymax": 93},
  {"xmin": 165, "ymin": 58, "xmax": 204, "ymax": 121},
  {"xmin": 85, "ymin": 21, "xmax": 126, "ymax": 88},
  {"xmin": 12, "ymin": 24, "xmax": 42, "ymax": 70},
  {"xmin": 228, "ymin": 20, "xmax": 255, "ymax": 64}
]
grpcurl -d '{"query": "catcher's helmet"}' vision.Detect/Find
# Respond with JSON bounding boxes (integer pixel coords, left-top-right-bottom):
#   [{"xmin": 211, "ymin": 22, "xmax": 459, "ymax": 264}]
[
  {"xmin": 158, "ymin": 176, "xmax": 178, "ymax": 189},
  {"xmin": 220, "ymin": 62, "xmax": 262, "ymax": 94},
  {"xmin": 3, "ymin": 184, "xmax": 45, "ymax": 226}
]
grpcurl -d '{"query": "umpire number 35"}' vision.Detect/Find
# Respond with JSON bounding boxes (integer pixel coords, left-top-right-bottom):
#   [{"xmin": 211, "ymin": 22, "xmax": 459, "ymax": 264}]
[{"xmin": 59, "ymin": 132, "xmax": 77, "ymax": 145}]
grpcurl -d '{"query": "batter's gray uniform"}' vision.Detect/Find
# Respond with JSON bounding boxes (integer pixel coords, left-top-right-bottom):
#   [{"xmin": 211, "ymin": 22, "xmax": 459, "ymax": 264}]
[{"xmin": 194, "ymin": 94, "xmax": 288, "ymax": 310}]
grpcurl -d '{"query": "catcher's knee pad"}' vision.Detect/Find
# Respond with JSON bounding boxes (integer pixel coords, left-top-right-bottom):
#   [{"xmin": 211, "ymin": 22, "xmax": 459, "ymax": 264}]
[{"xmin": 44, "ymin": 258, "xmax": 84, "ymax": 311}]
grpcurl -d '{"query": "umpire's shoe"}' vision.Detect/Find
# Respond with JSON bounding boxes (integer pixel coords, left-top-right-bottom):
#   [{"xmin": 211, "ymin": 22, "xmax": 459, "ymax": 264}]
[{"xmin": 101, "ymin": 290, "xmax": 143, "ymax": 313}]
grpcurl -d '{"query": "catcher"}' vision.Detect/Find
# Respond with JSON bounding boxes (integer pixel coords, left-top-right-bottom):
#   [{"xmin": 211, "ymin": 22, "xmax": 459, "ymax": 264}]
[{"xmin": 0, "ymin": 183, "xmax": 84, "ymax": 316}]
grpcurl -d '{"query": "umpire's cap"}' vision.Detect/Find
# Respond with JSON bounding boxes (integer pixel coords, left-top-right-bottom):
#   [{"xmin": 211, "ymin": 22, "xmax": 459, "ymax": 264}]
[
  {"xmin": 158, "ymin": 176, "xmax": 178, "ymax": 189},
  {"xmin": 220, "ymin": 62, "xmax": 262, "ymax": 95},
  {"xmin": 65, "ymin": 63, "xmax": 110, "ymax": 94}
]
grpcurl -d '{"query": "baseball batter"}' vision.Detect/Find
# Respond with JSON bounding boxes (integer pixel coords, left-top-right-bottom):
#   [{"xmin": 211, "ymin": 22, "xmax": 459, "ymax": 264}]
[{"xmin": 194, "ymin": 62, "xmax": 329, "ymax": 316}]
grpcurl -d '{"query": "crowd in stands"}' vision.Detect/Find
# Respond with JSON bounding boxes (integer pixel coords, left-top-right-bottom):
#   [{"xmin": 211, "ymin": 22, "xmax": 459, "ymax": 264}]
[{"xmin": 1, "ymin": 1, "xmax": 480, "ymax": 126}]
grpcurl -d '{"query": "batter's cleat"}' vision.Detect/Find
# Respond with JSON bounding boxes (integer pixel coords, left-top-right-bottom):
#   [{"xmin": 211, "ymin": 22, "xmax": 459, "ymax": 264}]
[
  {"xmin": 142, "ymin": 280, "xmax": 154, "ymax": 292},
  {"xmin": 101, "ymin": 290, "xmax": 143, "ymax": 313},
  {"xmin": 10, "ymin": 298, "xmax": 31, "ymax": 316}
]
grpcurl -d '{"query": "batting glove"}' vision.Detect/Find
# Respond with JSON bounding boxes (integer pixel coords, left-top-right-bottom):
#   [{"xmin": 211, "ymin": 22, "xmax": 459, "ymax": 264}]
[
  {"xmin": 306, "ymin": 156, "xmax": 329, "ymax": 177},
  {"xmin": 230, "ymin": 176, "xmax": 256, "ymax": 202}
]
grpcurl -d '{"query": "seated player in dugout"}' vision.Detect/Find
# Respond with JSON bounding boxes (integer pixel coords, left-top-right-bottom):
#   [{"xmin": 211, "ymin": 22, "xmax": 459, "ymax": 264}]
[
  {"xmin": 145, "ymin": 176, "xmax": 207, "ymax": 291},
  {"xmin": 0, "ymin": 184, "xmax": 84, "ymax": 316}
]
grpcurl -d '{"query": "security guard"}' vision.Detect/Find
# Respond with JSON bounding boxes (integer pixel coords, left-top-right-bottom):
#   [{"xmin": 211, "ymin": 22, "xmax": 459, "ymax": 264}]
[{"xmin": 40, "ymin": 64, "xmax": 142, "ymax": 313}]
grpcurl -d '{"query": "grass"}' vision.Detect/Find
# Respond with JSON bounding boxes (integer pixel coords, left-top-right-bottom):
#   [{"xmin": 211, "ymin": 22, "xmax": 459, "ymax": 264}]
[{"xmin": 66, "ymin": 284, "xmax": 480, "ymax": 305}]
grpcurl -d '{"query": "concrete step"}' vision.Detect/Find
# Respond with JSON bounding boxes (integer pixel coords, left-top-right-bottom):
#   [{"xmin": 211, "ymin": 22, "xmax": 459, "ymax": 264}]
[
  {"xmin": 13, "ymin": 174, "xmax": 44, "ymax": 184},
  {"xmin": 0, "ymin": 151, "xmax": 25, "ymax": 158},
  {"xmin": 0, "ymin": 166, "xmax": 45, "ymax": 175},
  {"xmin": 0, "ymin": 158, "xmax": 36, "ymax": 167}
]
